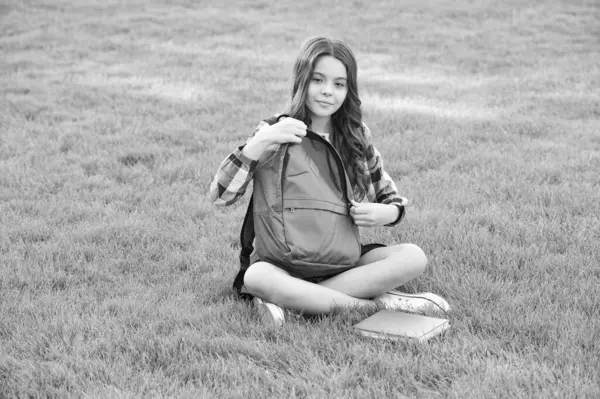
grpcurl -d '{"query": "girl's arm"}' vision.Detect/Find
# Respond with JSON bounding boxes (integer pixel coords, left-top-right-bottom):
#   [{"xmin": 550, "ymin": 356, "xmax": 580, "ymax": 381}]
[
  {"xmin": 209, "ymin": 118, "xmax": 307, "ymax": 206},
  {"xmin": 209, "ymin": 121, "xmax": 271, "ymax": 206},
  {"xmin": 363, "ymin": 124, "xmax": 407, "ymax": 226},
  {"xmin": 209, "ymin": 142, "xmax": 259, "ymax": 206}
]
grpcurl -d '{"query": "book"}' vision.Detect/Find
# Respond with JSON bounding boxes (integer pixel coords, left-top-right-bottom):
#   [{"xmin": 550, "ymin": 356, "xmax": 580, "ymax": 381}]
[{"xmin": 353, "ymin": 310, "xmax": 450, "ymax": 342}]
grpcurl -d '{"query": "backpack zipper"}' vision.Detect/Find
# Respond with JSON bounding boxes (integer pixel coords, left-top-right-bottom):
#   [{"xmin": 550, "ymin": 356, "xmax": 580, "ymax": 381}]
[
  {"xmin": 276, "ymin": 113, "xmax": 352, "ymax": 210},
  {"xmin": 281, "ymin": 144, "xmax": 289, "ymax": 206},
  {"xmin": 305, "ymin": 130, "xmax": 352, "ymax": 209}
]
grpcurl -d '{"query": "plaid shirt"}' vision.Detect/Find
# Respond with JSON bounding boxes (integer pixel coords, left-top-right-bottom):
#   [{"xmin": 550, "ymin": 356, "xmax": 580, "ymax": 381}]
[{"xmin": 209, "ymin": 121, "xmax": 407, "ymax": 226}]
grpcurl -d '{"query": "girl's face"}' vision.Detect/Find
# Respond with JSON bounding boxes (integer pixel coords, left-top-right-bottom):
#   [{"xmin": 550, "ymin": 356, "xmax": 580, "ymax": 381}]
[{"xmin": 305, "ymin": 55, "xmax": 348, "ymax": 124}]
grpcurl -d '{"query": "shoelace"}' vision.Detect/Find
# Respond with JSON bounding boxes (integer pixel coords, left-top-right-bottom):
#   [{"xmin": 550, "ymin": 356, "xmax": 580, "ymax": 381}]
[{"xmin": 389, "ymin": 292, "xmax": 450, "ymax": 317}]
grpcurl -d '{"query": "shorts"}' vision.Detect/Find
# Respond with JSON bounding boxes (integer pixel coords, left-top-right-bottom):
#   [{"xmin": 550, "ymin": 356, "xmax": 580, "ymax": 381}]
[{"xmin": 234, "ymin": 243, "xmax": 386, "ymax": 300}]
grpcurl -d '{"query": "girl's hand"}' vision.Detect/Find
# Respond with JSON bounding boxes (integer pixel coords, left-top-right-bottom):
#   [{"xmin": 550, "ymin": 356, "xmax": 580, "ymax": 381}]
[
  {"xmin": 255, "ymin": 117, "xmax": 307, "ymax": 146},
  {"xmin": 349, "ymin": 200, "xmax": 399, "ymax": 227},
  {"xmin": 243, "ymin": 118, "xmax": 307, "ymax": 160}
]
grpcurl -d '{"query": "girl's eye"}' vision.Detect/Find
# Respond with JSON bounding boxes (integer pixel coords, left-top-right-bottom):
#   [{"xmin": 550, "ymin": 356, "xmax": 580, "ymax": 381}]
[
  {"xmin": 312, "ymin": 78, "xmax": 323, "ymax": 82},
  {"xmin": 335, "ymin": 83, "xmax": 345, "ymax": 87}
]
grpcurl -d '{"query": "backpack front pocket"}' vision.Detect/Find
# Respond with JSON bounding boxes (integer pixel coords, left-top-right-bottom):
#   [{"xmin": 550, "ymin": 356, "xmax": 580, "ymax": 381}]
[{"xmin": 282, "ymin": 199, "xmax": 361, "ymax": 273}]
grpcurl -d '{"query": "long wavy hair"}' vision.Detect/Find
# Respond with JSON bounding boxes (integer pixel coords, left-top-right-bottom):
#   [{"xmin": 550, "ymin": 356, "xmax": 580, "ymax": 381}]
[{"xmin": 287, "ymin": 36, "xmax": 369, "ymax": 200}]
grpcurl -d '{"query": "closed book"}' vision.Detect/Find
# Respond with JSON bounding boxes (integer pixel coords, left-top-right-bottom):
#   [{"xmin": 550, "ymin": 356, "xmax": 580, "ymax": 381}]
[{"xmin": 353, "ymin": 310, "xmax": 450, "ymax": 342}]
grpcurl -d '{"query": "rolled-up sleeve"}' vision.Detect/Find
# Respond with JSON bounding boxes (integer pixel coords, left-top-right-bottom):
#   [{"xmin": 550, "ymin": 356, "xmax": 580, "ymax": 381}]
[
  {"xmin": 363, "ymin": 124, "xmax": 407, "ymax": 226},
  {"xmin": 209, "ymin": 144, "xmax": 259, "ymax": 206}
]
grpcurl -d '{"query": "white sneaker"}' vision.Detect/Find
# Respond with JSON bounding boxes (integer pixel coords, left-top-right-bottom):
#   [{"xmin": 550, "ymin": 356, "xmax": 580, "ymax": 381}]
[
  {"xmin": 374, "ymin": 291, "xmax": 451, "ymax": 315},
  {"xmin": 253, "ymin": 297, "xmax": 285, "ymax": 327}
]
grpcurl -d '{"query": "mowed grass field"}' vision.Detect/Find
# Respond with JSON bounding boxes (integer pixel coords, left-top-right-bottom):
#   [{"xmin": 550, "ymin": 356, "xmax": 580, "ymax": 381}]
[{"xmin": 1, "ymin": 0, "xmax": 599, "ymax": 397}]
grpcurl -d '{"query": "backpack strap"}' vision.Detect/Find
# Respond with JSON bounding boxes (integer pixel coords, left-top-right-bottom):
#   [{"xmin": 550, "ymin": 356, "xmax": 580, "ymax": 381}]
[{"xmin": 233, "ymin": 194, "xmax": 255, "ymax": 296}]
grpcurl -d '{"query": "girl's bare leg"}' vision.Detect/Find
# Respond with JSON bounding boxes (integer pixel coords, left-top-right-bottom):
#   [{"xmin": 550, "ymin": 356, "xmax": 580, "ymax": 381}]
[
  {"xmin": 243, "ymin": 243, "xmax": 427, "ymax": 315},
  {"xmin": 318, "ymin": 243, "xmax": 427, "ymax": 298},
  {"xmin": 243, "ymin": 262, "xmax": 373, "ymax": 315}
]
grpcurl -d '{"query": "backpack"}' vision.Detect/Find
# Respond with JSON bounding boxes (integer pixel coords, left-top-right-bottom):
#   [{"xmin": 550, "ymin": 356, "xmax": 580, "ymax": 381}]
[{"xmin": 233, "ymin": 115, "xmax": 361, "ymax": 294}]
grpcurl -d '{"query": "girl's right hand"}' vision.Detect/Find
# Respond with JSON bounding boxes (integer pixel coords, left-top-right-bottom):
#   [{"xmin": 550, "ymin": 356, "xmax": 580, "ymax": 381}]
[
  {"xmin": 255, "ymin": 117, "xmax": 307, "ymax": 146},
  {"xmin": 242, "ymin": 117, "xmax": 307, "ymax": 161}
]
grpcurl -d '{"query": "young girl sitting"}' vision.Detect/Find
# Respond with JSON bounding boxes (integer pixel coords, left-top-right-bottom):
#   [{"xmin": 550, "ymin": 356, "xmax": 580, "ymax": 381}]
[{"xmin": 209, "ymin": 36, "xmax": 450, "ymax": 326}]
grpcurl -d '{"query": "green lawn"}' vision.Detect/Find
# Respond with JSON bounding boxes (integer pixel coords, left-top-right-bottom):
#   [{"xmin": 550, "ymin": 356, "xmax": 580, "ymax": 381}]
[{"xmin": 1, "ymin": 0, "xmax": 599, "ymax": 397}]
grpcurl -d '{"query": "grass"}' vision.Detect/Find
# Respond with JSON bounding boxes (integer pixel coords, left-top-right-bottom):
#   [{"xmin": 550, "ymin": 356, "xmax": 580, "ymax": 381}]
[{"xmin": 1, "ymin": 0, "xmax": 599, "ymax": 397}]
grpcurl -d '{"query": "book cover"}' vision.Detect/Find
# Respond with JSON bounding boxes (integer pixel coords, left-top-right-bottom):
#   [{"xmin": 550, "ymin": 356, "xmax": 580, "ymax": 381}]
[{"xmin": 353, "ymin": 310, "xmax": 450, "ymax": 342}]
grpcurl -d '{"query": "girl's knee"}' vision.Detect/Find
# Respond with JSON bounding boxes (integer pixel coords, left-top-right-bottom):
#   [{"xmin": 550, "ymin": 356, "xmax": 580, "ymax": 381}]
[
  {"xmin": 391, "ymin": 243, "xmax": 428, "ymax": 276},
  {"xmin": 243, "ymin": 262, "xmax": 271, "ymax": 292},
  {"xmin": 243, "ymin": 262, "xmax": 288, "ymax": 300}
]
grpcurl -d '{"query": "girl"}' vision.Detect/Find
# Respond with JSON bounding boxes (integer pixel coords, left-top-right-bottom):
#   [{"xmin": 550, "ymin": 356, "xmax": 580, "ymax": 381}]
[{"xmin": 209, "ymin": 36, "xmax": 450, "ymax": 326}]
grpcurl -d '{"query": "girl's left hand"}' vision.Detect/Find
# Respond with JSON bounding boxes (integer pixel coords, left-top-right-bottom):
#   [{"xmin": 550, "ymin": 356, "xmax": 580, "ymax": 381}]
[{"xmin": 349, "ymin": 200, "xmax": 398, "ymax": 227}]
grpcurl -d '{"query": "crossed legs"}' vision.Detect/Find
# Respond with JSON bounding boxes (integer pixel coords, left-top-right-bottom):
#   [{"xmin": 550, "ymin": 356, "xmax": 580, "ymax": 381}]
[{"xmin": 242, "ymin": 243, "xmax": 427, "ymax": 315}]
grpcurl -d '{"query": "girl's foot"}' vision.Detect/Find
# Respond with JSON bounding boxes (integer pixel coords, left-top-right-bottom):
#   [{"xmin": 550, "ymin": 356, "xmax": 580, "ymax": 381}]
[
  {"xmin": 253, "ymin": 297, "xmax": 285, "ymax": 326},
  {"xmin": 374, "ymin": 291, "xmax": 451, "ymax": 315}
]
